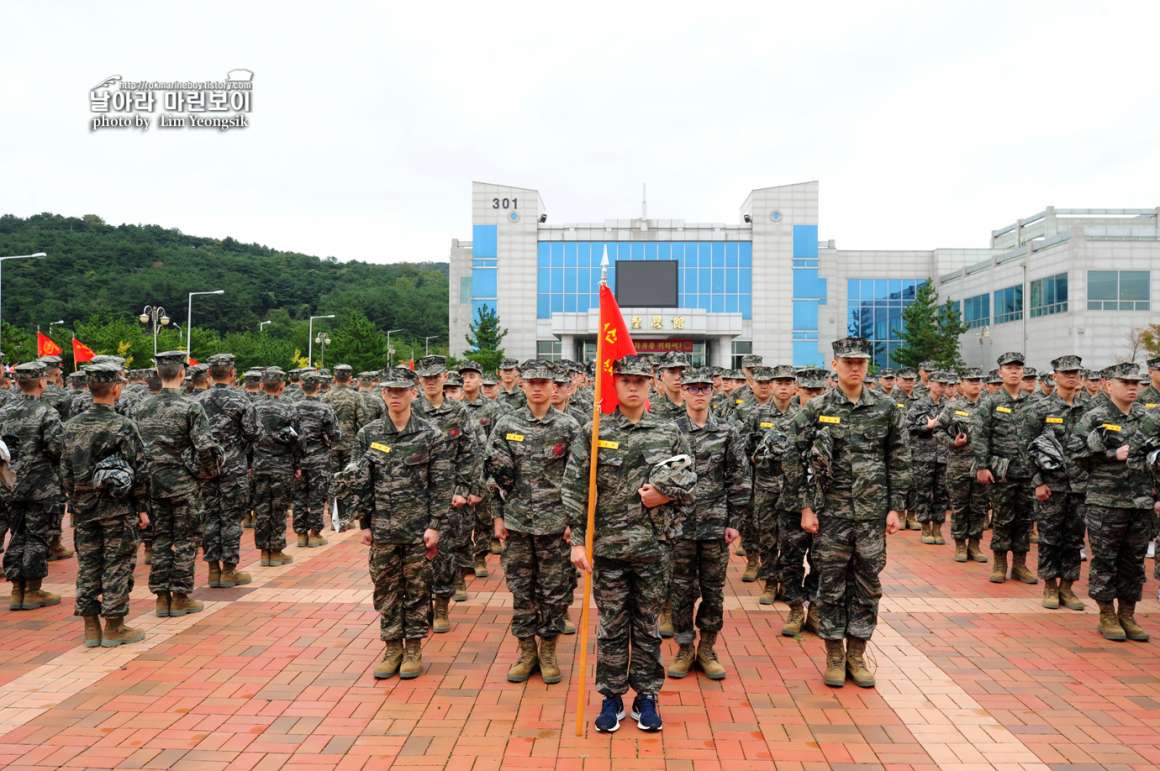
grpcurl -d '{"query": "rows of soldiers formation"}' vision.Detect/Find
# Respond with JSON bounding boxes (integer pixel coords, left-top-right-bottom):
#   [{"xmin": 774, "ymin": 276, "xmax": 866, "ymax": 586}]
[{"xmin": 2, "ymin": 339, "xmax": 1160, "ymax": 734}]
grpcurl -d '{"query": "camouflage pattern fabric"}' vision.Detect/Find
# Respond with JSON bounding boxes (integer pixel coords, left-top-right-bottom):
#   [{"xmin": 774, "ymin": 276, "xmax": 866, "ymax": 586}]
[
  {"xmin": 907, "ymin": 394, "xmax": 948, "ymax": 524},
  {"xmin": 198, "ymin": 384, "xmax": 256, "ymax": 564},
  {"xmin": 0, "ymin": 394, "xmax": 64, "ymax": 581},
  {"xmin": 74, "ymin": 515, "xmax": 139, "ymax": 618},
  {"xmin": 244, "ymin": 394, "xmax": 301, "ymax": 550},
  {"xmin": 669, "ymin": 538, "xmax": 729, "ymax": 645},
  {"xmin": 592, "ymin": 556, "xmax": 666, "ymax": 697},
  {"xmin": 292, "ymin": 397, "xmax": 339, "ymax": 534},
  {"xmin": 776, "ymin": 509, "xmax": 817, "ymax": 604},
  {"xmin": 1084, "ymin": 504, "xmax": 1149, "ymax": 602},
  {"xmin": 972, "ymin": 389, "xmax": 1035, "ymax": 554},
  {"xmin": 935, "ymin": 396, "xmax": 987, "ymax": 542},
  {"xmin": 463, "ymin": 395, "xmax": 507, "ymax": 564},
  {"xmin": 148, "ymin": 497, "xmax": 201, "ymax": 594},
  {"xmin": 501, "ymin": 530, "xmax": 572, "ymax": 639},
  {"xmin": 369, "ymin": 541, "xmax": 433, "ymax": 640},
  {"xmin": 486, "ymin": 406, "xmax": 582, "ymax": 535},
  {"xmin": 814, "ymin": 516, "xmax": 887, "ymax": 640},
  {"xmin": 743, "ymin": 401, "xmax": 799, "ymax": 583},
  {"xmin": 1026, "ymin": 392, "xmax": 1088, "ymax": 580}
]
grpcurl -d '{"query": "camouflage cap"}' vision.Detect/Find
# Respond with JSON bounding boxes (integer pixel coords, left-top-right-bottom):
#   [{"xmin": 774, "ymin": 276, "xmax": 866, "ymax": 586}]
[
  {"xmin": 333, "ymin": 363, "xmax": 353, "ymax": 374},
  {"xmin": 740, "ymin": 354, "xmax": 763, "ymax": 368},
  {"xmin": 301, "ymin": 371, "xmax": 324, "ymax": 386},
  {"xmin": 724, "ymin": 369, "xmax": 746, "ymax": 380},
  {"xmin": 207, "ymin": 353, "xmax": 235, "ymax": 366},
  {"xmin": 13, "ymin": 361, "xmax": 46, "ymax": 380},
  {"xmin": 749, "ymin": 365, "xmax": 777, "ymax": 382},
  {"xmin": 552, "ymin": 367, "xmax": 571, "ymax": 385},
  {"xmin": 612, "ymin": 355, "xmax": 654, "ymax": 377},
  {"xmin": 770, "ymin": 364, "xmax": 797, "ymax": 380},
  {"xmin": 155, "ymin": 350, "xmax": 187, "ymax": 365},
  {"xmin": 680, "ymin": 367, "xmax": 715, "ymax": 386},
  {"xmin": 1147, "ymin": 355, "xmax": 1160, "ymax": 370},
  {"xmin": 959, "ymin": 367, "xmax": 984, "ymax": 380},
  {"xmin": 482, "ymin": 372, "xmax": 499, "ymax": 386},
  {"xmin": 84, "ymin": 362, "xmax": 124, "ymax": 384},
  {"xmin": 443, "ymin": 372, "xmax": 463, "ymax": 388},
  {"xmin": 918, "ymin": 360, "xmax": 936, "ymax": 372},
  {"xmin": 381, "ymin": 366, "xmax": 417, "ymax": 389},
  {"xmin": 1105, "ymin": 361, "xmax": 1145, "ymax": 382},
  {"xmin": 243, "ymin": 368, "xmax": 263, "ymax": 381},
  {"xmin": 90, "ymin": 354, "xmax": 126, "ymax": 367},
  {"xmin": 932, "ymin": 371, "xmax": 958, "ymax": 385},
  {"xmin": 797, "ymin": 367, "xmax": 829, "ymax": 389},
  {"xmin": 518, "ymin": 359, "xmax": 555, "ymax": 380},
  {"xmin": 878, "ymin": 368, "xmax": 896, "ymax": 378},
  {"xmin": 831, "ymin": 337, "xmax": 872, "ymax": 359},
  {"xmin": 499, "ymin": 358, "xmax": 519, "ymax": 370},
  {"xmin": 37, "ymin": 355, "xmax": 63, "ymax": 369},
  {"xmin": 987, "ymin": 368, "xmax": 1002, "ymax": 384},
  {"xmin": 1021, "ymin": 366, "xmax": 1038, "ymax": 379},
  {"xmin": 1051, "ymin": 354, "xmax": 1083, "ymax": 373},
  {"xmin": 67, "ymin": 370, "xmax": 87, "ymax": 384},
  {"xmin": 996, "ymin": 351, "xmax": 1025, "ymax": 366},
  {"xmin": 261, "ymin": 367, "xmax": 287, "ymax": 384},
  {"xmin": 1082, "ymin": 369, "xmax": 1098, "ymax": 380},
  {"xmin": 657, "ymin": 351, "xmax": 690, "ymax": 370},
  {"xmin": 1039, "ymin": 372, "xmax": 1054, "ymax": 382},
  {"xmin": 357, "ymin": 370, "xmax": 378, "ymax": 382},
  {"xmin": 897, "ymin": 368, "xmax": 917, "ymax": 379},
  {"xmin": 457, "ymin": 360, "xmax": 483, "ymax": 374},
  {"xmin": 415, "ymin": 355, "xmax": 447, "ymax": 377}
]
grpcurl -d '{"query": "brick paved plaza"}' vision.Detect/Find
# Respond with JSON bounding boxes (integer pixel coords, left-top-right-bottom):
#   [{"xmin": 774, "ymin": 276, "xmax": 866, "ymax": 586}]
[{"xmin": 2, "ymin": 522, "xmax": 1158, "ymax": 770}]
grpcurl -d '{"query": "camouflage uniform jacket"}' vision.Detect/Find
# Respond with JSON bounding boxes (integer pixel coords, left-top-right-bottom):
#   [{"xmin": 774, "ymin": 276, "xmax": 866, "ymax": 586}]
[
  {"xmin": 359, "ymin": 390, "xmax": 386, "ymax": 424},
  {"xmin": 971, "ymin": 388, "xmax": 1034, "ymax": 480},
  {"xmin": 243, "ymin": 393, "xmax": 301, "ymax": 474},
  {"xmin": 674, "ymin": 413, "xmax": 751, "ymax": 539},
  {"xmin": 133, "ymin": 389, "xmax": 220, "ymax": 500},
  {"xmin": 485, "ymin": 406, "xmax": 581, "ymax": 535},
  {"xmin": 60, "ymin": 404, "xmax": 149, "ymax": 522},
  {"xmin": 414, "ymin": 396, "xmax": 479, "ymax": 499},
  {"xmin": 41, "ymin": 384, "xmax": 71, "ymax": 421},
  {"xmin": 296, "ymin": 397, "xmax": 340, "ymax": 471},
  {"xmin": 323, "ymin": 385, "xmax": 369, "ymax": 455},
  {"xmin": 497, "ymin": 387, "xmax": 527, "ymax": 411},
  {"xmin": 648, "ymin": 393, "xmax": 685, "ymax": 421},
  {"xmin": 1072, "ymin": 399, "xmax": 1152, "ymax": 510},
  {"xmin": 0, "ymin": 394, "xmax": 64, "ymax": 503},
  {"xmin": 1139, "ymin": 384, "xmax": 1160, "ymax": 411},
  {"xmin": 906, "ymin": 394, "xmax": 948, "ymax": 463},
  {"xmin": 462, "ymin": 395, "xmax": 505, "ymax": 439},
  {"xmin": 934, "ymin": 395, "xmax": 983, "ymax": 474},
  {"xmin": 1024, "ymin": 391, "xmax": 1087, "ymax": 492},
  {"xmin": 349, "ymin": 413, "xmax": 451, "ymax": 543},
  {"xmin": 741, "ymin": 400, "xmax": 798, "ymax": 499},
  {"xmin": 198, "ymin": 384, "xmax": 257, "ymax": 477},
  {"xmin": 561, "ymin": 408, "xmax": 696, "ymax": 562},
  {"xmin": 787, "ymin": 385, "xmax": 911, "ymax": 520}
]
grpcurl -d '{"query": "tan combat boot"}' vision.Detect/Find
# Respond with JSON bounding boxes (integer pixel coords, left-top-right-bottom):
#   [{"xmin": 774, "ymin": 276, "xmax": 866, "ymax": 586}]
[
  {"xmin": 221, "ymin": 564, "xmax": 252, "ymax": 587},
  {"xmin": 155, "ymin": 591, "xmax": 171, "ymax": 617},
  {"xmin": 49, "ymin": 537, "xmax": 74, "ymax": 561},
  {"xmin": 954, "ymin": 540, "xmax": 968, "ymax": 562},
  {"xmin": 741, "ymin": 554, "xmax": 760, "ymax": 582},
  {"xmin": 143, "ymin": 543, "xmax": 153, "ymax": 565},
  {"xmin": 658, "ymin": 601, "xmax": 674, "ymax": 638},
  {"xmin": 539, "ymin": 637, "xmax": 562, "ymax": 684},
  {"xmin": 506, "ymin": 637, "xmax": 538, "ymax": 682},
  {"xmin": 759, "ymin": 580, "xmax": 777, "ymax": 606},
  {"xmin": 734, "ymin": 543, "xmax": 747, "ymax": 558},
  {"xmin": 823, "ymin": 639, "xmax": 846, "ymax": 687},
  {"xmin": 1098, "ymin": 601, "xmax": 1126, "ymax": 641},
  {"xmin": 243, "ymin": 511, "xmax": 255, "ymax": 528},
  {"xmin": 489, "ymin": 538, "xmax": 502, "ymax": 555},
  {"xmin": 268, "ymin": 549, "xmax": 293, "ymax": 566},
  {"xmin": 931, "ymin": 523, "xmax": 946, "ymax": 545},
  {"xmin": 308, "ymin": 530, "xmax": 327, "ymax": 547},
  {"xmin": 170, "ymin": 593, "xmax": 204, "ymax": 616},
  {"xmin": 989, "ymin": 551, "xmax": 1008, "ymax": 583},
  {"xmin": 296, "ymin": 532, "xmax": 308, "ymax": 548},
  {"xmin": 906, "ymin": 512, "xmax": 919, "ymax": 530},
  {"xmin": 453, "ymin": 574, "xmax": 468, "ymax": 602},
  {"xmin": 1042, "ymin": 578, "xmax": 1059, "ymax": 609},
  {"xmin": 967, "ymin": 537, "xmax": 988, "ymax": 563},
  {"xmin": 373, "ymin": 640, "xmax": 404, "ymax": 679},
  {"xmin": 9, "ymin": 580, "xmax": 23, "ymax": 611},
  {"xmin": 1058, "ymin": 580, "xmax": 1085, "ymax": 611},
  {"xmin": 781, "ymin": 603, "xmax": 805, "ymax": 637},
  {"xmin": 101, "ymin": 617, "xmax": 145, "ymax": 648},
  {"xmin": 1010, "ymin": 552, "xmax": 1037, "ymax": 584},
  {"xmin": 83, "ymin": 615, "xmax": 102, "ymax": 648},
  {"xmin": 921, "ymin": 521, "xmax": 935, "ymax": 544},
  {"xmin": 562, "ymin": 612, "xmax": 576, "ymax": 635},
  {"xmin": 473, "ymin": 557, "xmax": 489, "ymax": 578},
  {"xmin": 696, "ymin": 631, "xmax": 727, "ymax": 680},
  {"xmin": 22, "ymin": 578, "xmax": 60, "ymax": 609},
  {"xmin": 399, "ymin": 639, "xmax": 423, "ymax": 679},
  {"xmin": 667, "ymin": 644, "xmax": 695, "ymax": 678},
  {"xmin": 208, "ymin": 561, "xmax": 222, "ymax": 588},
  {"xmin": 804, "ymin": 602, "xmax": 821, "ymax": 634},
  {"xmin": 432, "ymin": 597, "xmax": 451, "ymax": 633},
  {"xmin": 259, "ymin": 549, "xmax": 270, "ymax": 567},
  {"xmin": 1118, "ymin": 600, "xmax": 1149, "ymax": 642},
  {"xmin": 845, "ymin": 637, "xmax": 875, "ymax": 688}
]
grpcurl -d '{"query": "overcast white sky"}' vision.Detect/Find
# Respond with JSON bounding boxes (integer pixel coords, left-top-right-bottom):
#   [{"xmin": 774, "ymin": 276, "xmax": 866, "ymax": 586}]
[{"xmin": 2, "ymin": 1, "xmax": 1158, "ymax": 263}]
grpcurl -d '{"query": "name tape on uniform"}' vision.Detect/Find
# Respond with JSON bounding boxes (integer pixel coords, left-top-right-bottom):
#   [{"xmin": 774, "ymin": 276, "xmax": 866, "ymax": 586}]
[
  {"xmin": 597, "ymin": 439, "xmax": 620, "ymax": 450},
  {"xmin": 505, "ymin": 432, "xmax": 525, "ymax": 442},
  {"xmin": 370, "ymin": 442, "xmax": 391, "ymax": 454},
  {"xmin": 818, "ymin": 415, "xmax": 841, "ymax": 425}
]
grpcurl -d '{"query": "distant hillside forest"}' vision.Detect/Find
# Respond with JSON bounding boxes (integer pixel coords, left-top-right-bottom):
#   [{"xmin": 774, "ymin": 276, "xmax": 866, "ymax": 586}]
[{"xmin": 0, "ymin": 213, "xmax": 449, "ymax": 371}]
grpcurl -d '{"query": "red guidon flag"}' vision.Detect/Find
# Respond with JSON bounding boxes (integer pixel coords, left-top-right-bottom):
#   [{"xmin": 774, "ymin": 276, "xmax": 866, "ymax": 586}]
[
  {"xmin": 188, "ymin": 357, "xmax": 199, "ymax": 366},
  {"xmin": 72, "ymin": 337, "xmax": 96, "ymax": 364},
  {"xmin": 37, "ymin": 331, "xmax": 62, "ymax": 357},
  {"xmin": 598, "ymin": 283, "xmax": 638, "ymax": 414}
]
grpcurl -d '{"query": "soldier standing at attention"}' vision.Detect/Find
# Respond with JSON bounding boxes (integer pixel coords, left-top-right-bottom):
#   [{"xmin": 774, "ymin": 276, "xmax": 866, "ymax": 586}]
[
  {"xmin": 242, "ymin": 369, "xmax": 264, "ymax": 400},
  {"xmin": 36, "ymin": 356, "xmax": 73, "ymax": 561},
  {"xmin": 485, "ymin": 360, "xmax": 581, "ymax": 685},
  {"xmin": 244, "ymin": 367, "xmax": 301, "ymax": 567},
  {"xmin": 347, "ymin": 367, "xmax": 450, "ymax": 680},
  {"xmin": 649, "ymin": 352, "xmax": 687, "ymax": 421},
  {"xmin": 293, "ymin": 372, "xmax": 339, "ymax": 547},
  {"xmin": 134, "ymin": 352, "xmax": 221, "ymax": 617},
  {"xmin": 973, "ymin": 352, "xmax": 1037, "ymax": 585},
  {"xmin": 197, "ymin": 354, "xmax": 256, "ymax": 589},
  {"xmin": 790, "ymin": 338, "xmax": 909, "ymax": 689},
  {"xmin": 908, "ymin": 372, "xmax": 949, "ymax": 545},
  {"xmin": 1, "ymin": 362, "xmax": 64, "ymax": 611},
  {"xmin": 458, "ymin": 360, "xmax": 505, "ymax": 575},
  {"xmin": 933, "ymin": 368, "xmax": 989, "ymax": 563},
  {"xmin": 323, "ymin": 364, "xmax": 367, "ymax": 530},
  {"xmin": 563, "ymin": 355, "xmax": 695, "ymax": 734},
  {"xmin": 497, "ymin": 358, "xmax": 527, "ymax": 411},
  {"xmin": 667, "ymin": 367, "xmax": 749, "ymax": 681},
  {"xmin": 61, "ymin": 362, "xmax": 150, "ymax": 647},
  {"xmin": 1140, "ymin": 356, "xmax": 1160, "ymax": 409},
  {"xmin": 357, "ymin": 372, "xmax": 386, "ymax": 423},
  {"xmin": 734, "ymin": 365, "xmax": 780, "ymax": 585}
]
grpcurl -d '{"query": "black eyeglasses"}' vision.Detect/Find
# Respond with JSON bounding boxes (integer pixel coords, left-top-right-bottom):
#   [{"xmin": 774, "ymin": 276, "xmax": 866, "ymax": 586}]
[{"xmin": 683, "ymin": 384, "xmax": 712, "ymax": 394}]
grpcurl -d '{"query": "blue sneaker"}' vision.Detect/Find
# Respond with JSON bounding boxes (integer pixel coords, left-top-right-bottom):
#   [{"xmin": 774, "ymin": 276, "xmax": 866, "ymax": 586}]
[
  {"xmin": 631, "ymin": 694, "xmax": 662, "ymax": 732},
  {"xmin": 594, "ymin": 695, "xmax": 625, "ymax": 733}
]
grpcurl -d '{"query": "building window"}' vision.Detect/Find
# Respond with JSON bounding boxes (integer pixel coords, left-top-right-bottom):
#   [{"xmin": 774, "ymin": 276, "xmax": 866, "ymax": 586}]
[
  {"xmin": 845, "ymin": 278, "xmax": 924, "ymax": 368},
  {"xmin": 993, "ymin": 285, "xmax": 1023, "ymax": 324},
  {"xmin": 1030, "ymin": 273, "xmax": 1068, "ymax": 317},
  {"xmin": 536, "ymin": 339, "xmax": 561, "ymax": 361},
  {"xmin": 1088, "ymin": 270, "xmax": 1150, "ymax": 311},
  {"xmin": 963, "ymin": 293, "xmax": 990, "ymax": 329},
  {"xmin": 730, "ymin": 340, "xmax": 752, "ymax": 371}
]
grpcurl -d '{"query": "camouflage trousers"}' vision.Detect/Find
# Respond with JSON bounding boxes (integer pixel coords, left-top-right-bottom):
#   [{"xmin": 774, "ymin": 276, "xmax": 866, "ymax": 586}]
[
  {"xmin": 502, "ymin": 530, "xmax": 571, "ymax": 640},
  {"xmin": 469, "ymin": 500, "xmax": 492, "ymax": 567},
  {"xmin": 432, "ymin": 508, "xmax": 468, "ymax": 599},
  {"xmin": 592, "ymin": 555, "xmax": 666, "ymax": 698},
  {"xmin": 369, "ymin": 540, "xmax": 433, "ymax": 640},
  {"xmin": 753, "ymin": 485, "xmax": 780, "ymax": 583},
  {"xmin": 47, "ymin": 498, "xmax": 65, "ymax": 545},
  {"xmin": 252, "ymin": 472, "xmax": 292, "ymax": 551},
  {"xmin": 912, "ymin": 460, "xmax": 948, "ymax": 524},
  {"xmin": 293, "ymin": 463, "xmax": 330, "ymax": 535},
  {"xmin": 1085, "ymin": 504, "xmax": 1149, "ymax": 603},
  {"xmin": 74, "ymin": 514, "xmax": 138, "ymax": 618},
  {"xmin": 148, "ymin": 496, "xmax": 201, "ymax": 595},
  {"xmin": 1034, "ymin": 490, "xmax": 1084, "ymax": 581},
  {"xmin": 946, "ymin": 462, "xmax": 985, "ymax": 541},
  {"xmin": 1, "ymin": 500, "xmax": 51, "ymax": 581},
  {"xmin": 988, "ymin": 478, "xmax": 1033, "ymax": 555},
  {"xmin": 669, "ymin": 538, "xmax": 728, "ymax": 645},
  {"xmin": 201, "ymin": 474, "xmax": 247, "ymax": 565},
  {"xmin": 329, "ymin": 447, "xmax": 353, "ymax": 525},
  {"xmin": 815, "ymin": 516, "xmax": 887, "ymax": 641},
  {"xmin": 776, "ymin": 509, "xmax": 818, "ymax": 605}
]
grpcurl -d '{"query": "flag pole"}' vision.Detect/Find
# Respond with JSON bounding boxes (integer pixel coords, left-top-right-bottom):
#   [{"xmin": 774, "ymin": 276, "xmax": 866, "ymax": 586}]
[{"xmin": 574, "ymin": 247, "xmax": 609, "ymax": 736}]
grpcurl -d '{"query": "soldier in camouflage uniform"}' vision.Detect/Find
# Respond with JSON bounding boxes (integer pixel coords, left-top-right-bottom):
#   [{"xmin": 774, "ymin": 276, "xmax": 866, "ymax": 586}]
[
  {"xmin": 649, "ymin": 352, "xmax": 687, "ymax": 421},
  {"xmin": 242, "ymin": 369, "xmax": 264, "ymax": 400},
  {"xmin": 497, "ymin": 358, "xmax": 528, "ymax": 411},
  {"xmin": 284, "ymin": 369, "xmax": 305, "ymax": 402},
  {"xmin": 346, "ymin": 367, "xmax": 451, "ymax": 679},
  {"xmin": 61, "ymin": 362, "xmax": 150, "ymax": 647},
  {"xmin": 485, "ymin": 360, "xmax": 581, "ymax": 685},
  {"xmin": 789, "ymin": 338, "xmax": 909, "ymax": 689},
  {"xmin": 1, "ymin": 362, "xmax": 64, "ymax": 611},
  {"xmin": 358, "ymin": 371, "xmax": 386, "ymax": 423},
  {"xmin": 323, "ymin": 364, "xmax": 368, "ymax": 530},
  {"xmin": 667, "ymin": 367, "xmax": 750, "ymax": 681},
  {"xmin": 293, "ymin": 372, "xmax": 339, "ymax": 546},
  {"xmin": 197, "ymin": 354, "xmax": 257, "ymax": 588},
  {"xmin": 459, "ymin": 360, "xmax": 505, "ymax": 574},
  {"xmin": 1140, "ymin": 356, "xmax": 1160, "ymax": 410},
  {"xmin": 1079, "ymin": 362, "xmax": 1152, "ymax": 641},
  {"xmin": 907, "ymin": 371, "xmax": 950, "ymax": 545},
  {"xmin": 563, "ymin": 355, "xmax": 695, "ymax": 733},
  {"xmin": 34, "ymin": 355, "xmax": 72, "ymax": 560},
  {"xmin": 933, "ymin": 368, "xmax": 989, "ymax": 563},
  {"xmin": 244, "ymin": 367, "xmax": 301, "ymax": 566},
  {"xmin": 973, "ymin": 352, "xmax": 1038, "ymax": 585},
  {"xmin": 134, "ymin": 351, "xmax": 221, "ymax": 617},
  {"xmin": 1026, "ymin": 355, "xmax": 1088, "ymax": 609}
]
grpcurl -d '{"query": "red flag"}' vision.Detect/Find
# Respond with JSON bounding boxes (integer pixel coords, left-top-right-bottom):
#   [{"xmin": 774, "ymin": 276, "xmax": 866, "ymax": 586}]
[
  {"xmin": 37, "ymin": 331, "xmax": 62, "ymax": 357},
  {"xmin": 407, "ymin": 359, "xmax": 415, "ymax": 370},
  {"xmin": 598, "ymin": 284, "xmax": 639, "ymax": 414},
  {"xmin": 72, "ymin": 337, "xmax": 95, "ymax": 364},
  {"xmin": 188, "ymin": 357, "xmax": 199, "ymax": 366}
]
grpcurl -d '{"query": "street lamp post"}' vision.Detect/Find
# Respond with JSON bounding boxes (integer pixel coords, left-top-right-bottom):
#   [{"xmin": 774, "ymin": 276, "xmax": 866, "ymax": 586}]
[
  {"xmin": 308, "ymin": 314, "xmax": 335, "ymax": 367},
  {"xmin": 258, "ymin": 320, "xmax": 271, "ymax": 333},
  {"xmin": 385, "ymin": 328, "xmax": 404, "ymax": 368},
  {"xmin": 186, "ymin": 290, "xmax": 224, "ymax": 358},
  {"xmin": 423, "ymin": 336, "xmax": 438, "ymax": 357},
  {"xmin": 139, "ymin": 305, "xmax": 170, "ymax": 357},
  {"xmin": 314, "ymin": 333, "xmax": 332, "ymax": 368},
  {"xmin": 0, "ymin": 252, "xmax": 47, "ymax": 345}
]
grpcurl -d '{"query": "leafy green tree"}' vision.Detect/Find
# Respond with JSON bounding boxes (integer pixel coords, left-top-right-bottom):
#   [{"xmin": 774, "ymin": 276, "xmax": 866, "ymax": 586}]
[
  {"xmin": 892, "ymin": 281, "xmax": 966, "ymax": 370},
  {"xmin": 464, "ymin": 305, "xmax": 507, "ymax": 372},
  {"xmin": 328, "ymin": 311, "xmax": 388, "ymax": 372}
]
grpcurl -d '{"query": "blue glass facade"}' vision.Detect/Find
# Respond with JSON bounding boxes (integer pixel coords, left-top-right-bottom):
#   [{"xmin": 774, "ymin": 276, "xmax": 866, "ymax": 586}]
[
  {"xmin": 846, "ymin": 278, "xmax": 924, "ymax": 368},
  {"xmin": 471, "ymin": 224, "xmax": 498, "ymax": 320},
  {"xmin": 791, "ymin": 225, "xmax": 826, "ymax": 366},
  {"xmin": 535, "ymin": 241, "xmax": 752, "ymax": 319}
]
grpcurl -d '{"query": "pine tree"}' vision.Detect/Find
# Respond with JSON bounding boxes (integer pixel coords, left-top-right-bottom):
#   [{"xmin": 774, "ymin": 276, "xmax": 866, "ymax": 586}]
[
  {"xmin": 892, "ymin": 281, "xmax": 965, "ymax": 370},
  {"xmin": 465, "ymin": 305, "xmax": 507, "ymax": 372}
]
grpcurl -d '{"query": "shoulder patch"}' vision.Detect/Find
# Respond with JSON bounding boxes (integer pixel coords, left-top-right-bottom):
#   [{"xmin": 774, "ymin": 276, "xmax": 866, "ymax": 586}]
[
  {"xmin": 370, "ymin": 441, "xmax": 391, "ymax": 454},
  {"xmin": 597, "ymin": 439, "xmax": 619, "ymax": 450},
  {"xmin": 818, "ymin": 415, "xmax": 841, "ymax": 425},
  {"xmin": 505, "ymin": 432, "xmax": 525, "ymax": 442}
]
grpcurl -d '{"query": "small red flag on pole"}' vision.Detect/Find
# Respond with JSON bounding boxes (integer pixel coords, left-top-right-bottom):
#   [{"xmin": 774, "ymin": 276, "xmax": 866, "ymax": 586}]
[
  {"xmin": 72, "ymin": 337, "xmax": 95, "ymax": 366},
  {"xmin": 37, "ymin": 331, "xmax": 62, "ymax": 357}
]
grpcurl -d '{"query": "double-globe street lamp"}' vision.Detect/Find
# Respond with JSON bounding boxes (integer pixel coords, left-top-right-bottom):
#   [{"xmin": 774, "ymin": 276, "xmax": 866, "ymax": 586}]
[
  {"xmin": 308, "ymin": 314, "xmax": 335, "ymax": 367},
  {"xmin": 139, "ymin": 305, "xmax": 170, "ymax": 357}
]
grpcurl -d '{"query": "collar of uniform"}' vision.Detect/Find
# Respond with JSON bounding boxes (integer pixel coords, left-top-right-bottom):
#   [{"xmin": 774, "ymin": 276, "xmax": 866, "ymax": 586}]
[
  {"xmin": 683, "ymin": 412, "xmax": 721, "ymax": 432},
  {"xmin": 831, "ymin": 385, "xmax": 877, "ymax": 407},
  {"xmin": 517, "ymin": 405, "xmax": 558, "ymax": 424},
  {"xmin": 381, "ymin": 412, "xmax": 424, "ymax": 436},
  {"xmin": 212, "ymin": 383, "xmax": 229, "ymax": 389},
  {"xmin": 610, "ymin": 407, "xmax": 659, "ymax": 429}
]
